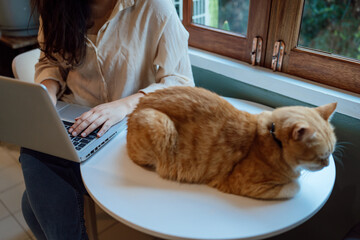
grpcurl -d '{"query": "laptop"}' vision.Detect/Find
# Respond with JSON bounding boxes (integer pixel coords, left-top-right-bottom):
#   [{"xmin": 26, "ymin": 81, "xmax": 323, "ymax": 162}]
[{"xmin": 0, "ymin": 75, "xmax": 127, "ymax": 162}]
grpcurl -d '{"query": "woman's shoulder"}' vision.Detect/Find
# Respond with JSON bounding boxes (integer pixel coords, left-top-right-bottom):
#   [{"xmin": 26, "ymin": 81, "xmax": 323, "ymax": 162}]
[{"xmin": 135, "ymin": 0, "xmax": 177, "ymax": 20}]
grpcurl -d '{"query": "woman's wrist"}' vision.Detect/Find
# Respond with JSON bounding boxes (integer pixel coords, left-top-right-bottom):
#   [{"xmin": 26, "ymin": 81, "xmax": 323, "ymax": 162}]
[{"xmin": 118, "ymin": 92, "xmax": 145, "ymax": 115}]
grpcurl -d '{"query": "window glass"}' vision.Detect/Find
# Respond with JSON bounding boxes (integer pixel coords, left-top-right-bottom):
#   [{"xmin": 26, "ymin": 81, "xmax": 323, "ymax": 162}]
[
  {"xmin": 192, "ymin": 0, "xmax": 250, "ymax": 36},
  {"xmin": 173, "ymin": 0, "xmax": 183, "ymax": 20},
  {"xmin": 299, "ymin": 0, "xmax": 360, "ymax": 60}
]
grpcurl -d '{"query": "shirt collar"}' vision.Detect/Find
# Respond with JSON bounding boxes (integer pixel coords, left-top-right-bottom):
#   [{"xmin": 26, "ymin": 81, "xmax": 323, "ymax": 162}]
[{"xmin": 108, "ymin": 0, "xmax": 135, "ymax": 20}]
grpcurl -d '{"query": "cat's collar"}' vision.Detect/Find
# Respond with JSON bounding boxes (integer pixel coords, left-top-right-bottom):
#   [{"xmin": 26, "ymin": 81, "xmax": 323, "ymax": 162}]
[{"xmin": 270, "ymin": 123, "xmax": 283, "ymax": 149}]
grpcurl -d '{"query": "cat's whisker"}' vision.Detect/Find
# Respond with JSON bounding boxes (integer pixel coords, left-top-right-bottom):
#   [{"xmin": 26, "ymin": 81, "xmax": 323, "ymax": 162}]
[
  {"xmin": 333, "ymin": 154, "xmax": 344, "ymax": 169},
  {"xmin": 332, "ymin": 142, "xmax": 348, "ymax": 169},
  {"xmin": 336, "ymin": 141, "xmax": 354, "ymax": 148}
]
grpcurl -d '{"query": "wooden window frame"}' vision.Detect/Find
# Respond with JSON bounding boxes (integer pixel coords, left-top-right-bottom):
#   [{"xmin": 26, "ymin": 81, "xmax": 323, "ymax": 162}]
[
  {"xmin": 265, "ymin": 0, "xmax": 360, "ymax": 94},
  {"xmin": 183, "ymin": 0, "xmax": 360, "ymax": 94},
  {"xmin": 182, "ymin": 0, "xmax": 271, "ymax": 65}
]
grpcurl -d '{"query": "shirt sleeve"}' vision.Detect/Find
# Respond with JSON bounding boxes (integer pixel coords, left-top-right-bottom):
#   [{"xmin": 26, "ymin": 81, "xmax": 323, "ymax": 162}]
[
  {"xmin": 34, "ymin": 18, "xmax": 68, "ymax": 98},
  {"xmin": 140, "ymin": 10, "xmax": 195, "ymax": 94}
]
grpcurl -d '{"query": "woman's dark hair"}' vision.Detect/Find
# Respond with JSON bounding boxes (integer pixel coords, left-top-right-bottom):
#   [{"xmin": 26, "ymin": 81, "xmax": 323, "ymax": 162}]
[{"xmin": 31, "ymin": 0, "xmax": 92, "ymax": 66}]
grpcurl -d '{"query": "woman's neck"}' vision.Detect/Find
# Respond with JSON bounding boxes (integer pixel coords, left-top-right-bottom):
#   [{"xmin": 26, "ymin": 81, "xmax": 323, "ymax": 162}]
[
  {"xmin": 90, "ymin": 0, "xmax": 117, "ymax": 19},
  {"xmin": 88, "ymin": 0, "xmax": 117, "ymax": 34}
]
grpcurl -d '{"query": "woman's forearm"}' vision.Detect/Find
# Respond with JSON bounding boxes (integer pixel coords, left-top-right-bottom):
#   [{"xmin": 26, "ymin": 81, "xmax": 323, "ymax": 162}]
[{"xmin": 41, "ymin": 79, "xmax": 60, "ymax": 105}]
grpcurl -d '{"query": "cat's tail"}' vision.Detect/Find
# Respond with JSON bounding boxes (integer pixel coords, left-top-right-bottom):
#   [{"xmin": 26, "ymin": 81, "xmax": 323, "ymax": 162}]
[{"xmin": 127, "ymin": 108, "xmax": 177, "ymax": 172}]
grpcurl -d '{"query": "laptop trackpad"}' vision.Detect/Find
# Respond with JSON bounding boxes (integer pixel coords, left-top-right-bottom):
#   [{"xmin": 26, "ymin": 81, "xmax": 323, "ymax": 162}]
[
  {"xmin": 58, "ymin": 104, "xmax": 91, "ymax": 122},
  {"xmin": 55, "ymin": 101, "xmax": 68, "ymax": 111}
]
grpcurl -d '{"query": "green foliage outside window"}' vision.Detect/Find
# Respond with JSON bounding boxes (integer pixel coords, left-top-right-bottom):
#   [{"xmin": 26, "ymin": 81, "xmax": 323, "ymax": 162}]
[
  {"xmin": 190, "ymin": 0, "xmax": 249, "ymax": 35},
  {"xmin": 218, "ymin": 0, "xmax": 249, "ymax": 35},
  {"xmin": 208, "ymin": 0, "xmax": 219, "ymax": 28},
  {"xmin": 299, "ymin": 0, "xmax": 360, "ymax": 60}
]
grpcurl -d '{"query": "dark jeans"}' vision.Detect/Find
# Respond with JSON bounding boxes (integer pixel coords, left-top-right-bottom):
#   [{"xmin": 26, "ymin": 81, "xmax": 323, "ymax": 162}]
[{"xmin": 20, "ymin": 148, "xmax": 89, "ymax": 240}]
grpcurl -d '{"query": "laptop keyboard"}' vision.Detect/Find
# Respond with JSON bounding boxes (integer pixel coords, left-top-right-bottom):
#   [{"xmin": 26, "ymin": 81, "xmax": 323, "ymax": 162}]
[{"xmin": 62, "ymin": 121, "xmax": 98, "ymax": 151}]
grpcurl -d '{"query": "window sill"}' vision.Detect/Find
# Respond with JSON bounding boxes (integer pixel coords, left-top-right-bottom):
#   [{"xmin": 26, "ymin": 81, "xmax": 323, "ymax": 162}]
[{"xmin": 189, "ymin": 47, "xmax": 360, "ymax": 120}]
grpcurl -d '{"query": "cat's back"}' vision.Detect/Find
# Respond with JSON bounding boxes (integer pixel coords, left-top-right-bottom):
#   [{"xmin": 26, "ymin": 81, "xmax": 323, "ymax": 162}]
[
  {"xmin": 128, "ymin": 86, "xmax": 258, "ymax": 183},
  {"xmin": 135, "ymin": 86, "xmax": 238, "ymax": 121},
  {"xmin": 134, "ymin": 86, "xmax": 257, "ymax": 159}
]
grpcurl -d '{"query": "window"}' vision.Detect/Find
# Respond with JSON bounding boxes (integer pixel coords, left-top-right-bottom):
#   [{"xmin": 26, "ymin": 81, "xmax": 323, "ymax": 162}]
[
  {"xmin": 190, "ymin": 0, "xmax": 250, "ymax": 35},
  {"xmin": 182, "ymin": 0, "xmax": 271, "ymax": 63},
  {"xmin": 299, "ymin": 0, "xmax": 360, "ymax": 61},
  {"xmin": 192, "ymin": 0, "xmax": 206, "ymax": 25},
  {"xmin": 173, "ymin": 0, "xmax": 183, "ymax": 20},
  {"xmin": 178, "ymin": 0, "xmax": 360, "ymax": 94}
]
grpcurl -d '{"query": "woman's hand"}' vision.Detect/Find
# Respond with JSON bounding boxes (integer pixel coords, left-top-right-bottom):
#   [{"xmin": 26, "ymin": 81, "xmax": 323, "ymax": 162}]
[{"xmin": 69, "ymin": 92, "xmax": 144, "ymax": 138}]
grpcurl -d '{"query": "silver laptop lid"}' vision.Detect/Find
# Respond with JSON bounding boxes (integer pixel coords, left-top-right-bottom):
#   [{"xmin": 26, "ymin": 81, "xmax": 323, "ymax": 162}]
[{"xmin": 0, "ymin": 76, "xmax": 79, "ymax": 161}]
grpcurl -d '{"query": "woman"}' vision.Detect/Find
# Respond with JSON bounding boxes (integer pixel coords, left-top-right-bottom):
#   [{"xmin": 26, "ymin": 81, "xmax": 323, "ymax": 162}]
[{"xmin": 21, "ymin": 0, "xmax": 194, "ymax": 239}]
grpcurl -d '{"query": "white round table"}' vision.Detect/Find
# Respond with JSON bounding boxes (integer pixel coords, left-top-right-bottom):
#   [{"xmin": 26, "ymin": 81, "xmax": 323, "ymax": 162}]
[{"xmin": 81, "ymin": 97, "xmax": 336, "ymax": 240}]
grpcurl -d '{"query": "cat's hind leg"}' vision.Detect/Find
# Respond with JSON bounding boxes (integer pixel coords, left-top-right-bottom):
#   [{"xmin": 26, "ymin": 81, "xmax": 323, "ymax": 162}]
[{"xmin": 127, "ymin": 108, "xmax": 177, "ymax": 171}]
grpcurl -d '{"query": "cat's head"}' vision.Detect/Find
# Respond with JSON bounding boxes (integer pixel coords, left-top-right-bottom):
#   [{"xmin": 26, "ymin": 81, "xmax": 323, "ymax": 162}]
[{"xmin": 270, "ymin": 103, "xmax": 337, "ymax": 172}]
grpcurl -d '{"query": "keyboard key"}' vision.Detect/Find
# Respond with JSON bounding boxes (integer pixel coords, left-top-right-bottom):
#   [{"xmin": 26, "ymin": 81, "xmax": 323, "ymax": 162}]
[
  {"xmin": 80, "ymin": 139, "xmax": 90, "ymax": 144},
  {"xmin": 62, "ymin": 120, "xmax": 98, "ymax": 151}
]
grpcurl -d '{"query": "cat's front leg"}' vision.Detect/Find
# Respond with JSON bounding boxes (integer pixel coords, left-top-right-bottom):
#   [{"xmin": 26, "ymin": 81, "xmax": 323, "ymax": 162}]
[
  {"xmin": 273, "ymin": 181, "xmax": 300, "ymax": 199},
  {"xmin": 225, "ymin": 180, "xmax": 300, "ymax": 200},
  {"xmin": 243, "ymin": 181, "xmax": 300, "ymax": 200}
]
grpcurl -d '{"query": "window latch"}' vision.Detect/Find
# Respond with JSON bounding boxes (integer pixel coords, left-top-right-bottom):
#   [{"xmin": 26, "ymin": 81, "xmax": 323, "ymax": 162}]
[
  {"xmin": 251, "ymin": 37, "xmax": 263, "ymax": 66},
  {"xmin": 271, "ymin": 40, "xmax": 285, "ymax": 71}
]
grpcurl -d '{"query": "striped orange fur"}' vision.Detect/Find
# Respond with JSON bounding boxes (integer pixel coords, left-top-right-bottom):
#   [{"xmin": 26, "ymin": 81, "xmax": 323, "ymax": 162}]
[{"xmin": 126, "ymin": 87, "xmax": 337, "ymax": 200}]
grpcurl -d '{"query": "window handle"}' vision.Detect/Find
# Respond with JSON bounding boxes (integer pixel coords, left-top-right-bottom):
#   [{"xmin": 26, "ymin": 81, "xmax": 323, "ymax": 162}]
[
  {"xmin": 251, "ymin": 37, "xmax": 263, "ymax": 66},
  {"xmin": 271, "ymin": 40, "xmax": 285, "ymax": 71}
]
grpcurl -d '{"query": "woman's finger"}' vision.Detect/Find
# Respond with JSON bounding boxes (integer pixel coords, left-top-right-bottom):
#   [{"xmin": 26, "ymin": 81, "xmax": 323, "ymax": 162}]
[
  {"xmin": 69, "ymin": 110, "xmax": 94, "ymax": 133},
  {"xmin": 81, "ymin": 116, "xmax": 107, "ymax": 137},
  {"xmin": 97, "ymin": 120, "xmax": 114, "ymax": 137},
  {"xmin": 71, "ymin": 112, "xmax": 99, "ymax": 136}
]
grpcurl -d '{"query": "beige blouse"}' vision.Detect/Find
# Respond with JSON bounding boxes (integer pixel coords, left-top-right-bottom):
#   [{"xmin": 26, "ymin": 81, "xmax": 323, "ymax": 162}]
[{"xmin": 34, "ymin": 0, "xmax": 194, "ymax": 107}]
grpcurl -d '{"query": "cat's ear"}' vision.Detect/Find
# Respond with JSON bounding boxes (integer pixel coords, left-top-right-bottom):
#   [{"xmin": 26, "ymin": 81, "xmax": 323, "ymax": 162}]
[
  {"xmin": 315, "ymin": 102, "xmax": 337, "ymax": 121},
  {"xmin": 292, "ymin": 124, "xmax": 315, "ymax": 141}
]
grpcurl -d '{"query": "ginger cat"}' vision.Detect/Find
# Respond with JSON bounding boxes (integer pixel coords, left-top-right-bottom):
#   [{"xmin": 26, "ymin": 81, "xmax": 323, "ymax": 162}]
[{"xmin": 127, "ymin": 87, "xmax": 337, "ymax": 200}]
